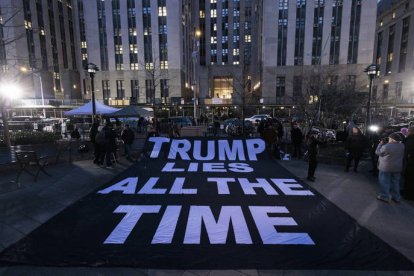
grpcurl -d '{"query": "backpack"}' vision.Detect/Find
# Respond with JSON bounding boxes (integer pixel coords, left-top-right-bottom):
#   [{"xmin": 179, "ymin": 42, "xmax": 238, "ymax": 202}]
[{"xmin": 95, "ymin": 131, "xmax": 106, "ymax": 145}]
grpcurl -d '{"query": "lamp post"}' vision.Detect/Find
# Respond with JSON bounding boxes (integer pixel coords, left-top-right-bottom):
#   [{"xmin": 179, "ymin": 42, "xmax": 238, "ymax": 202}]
[
  {"xmin": 87, "ymin": 63, "xmax": 99, "ymax": 122},
  {"xmin": 364, "ymin": 64, "xmax": 379, "ymax": 133},
  {"xmin": 192, "ymin": 29, "xmax": 201, "ymax": 124}
]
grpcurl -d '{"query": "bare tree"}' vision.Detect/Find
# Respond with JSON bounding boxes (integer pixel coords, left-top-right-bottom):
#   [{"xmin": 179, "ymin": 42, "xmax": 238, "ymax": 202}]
[{"xmin": 289, "ymin": 67, "xmax": 366, "ymax": 133}]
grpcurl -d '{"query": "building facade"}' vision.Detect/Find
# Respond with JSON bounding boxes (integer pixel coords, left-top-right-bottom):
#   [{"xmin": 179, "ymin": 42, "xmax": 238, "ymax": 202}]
[
  {"xmin": 0, "ymin": 0, "xmax": 82, "ymax": 104},
  {"xmin": 80, "ymin": 0, "xmax": 192, "ymax": 107},
  {"xmin": 373, "ymin": 0, "xmax": 414, "ymax": 116},
  {"xmin": 261, "ymin": 0, "xmax": 377, "ymax": 109}
]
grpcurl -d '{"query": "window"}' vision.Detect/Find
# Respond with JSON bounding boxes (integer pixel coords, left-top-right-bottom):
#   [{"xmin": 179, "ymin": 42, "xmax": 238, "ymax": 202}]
[
  {"xmin": 211, "ymin": 9, "xmax": 217, "ymax": 17},
  {"xmin": 244, "ymin": 35, "xmax": 251, "ymax": 42},
  {"xmin": 158, "ymin": 6, "xmax": 167, "ymax": 16},
  {"xmin": 102, "ymin": 80, "xmax": 111, "ymax": 100},
  {"xmin": 386, "ymin": 24, "xmax": 395, "ymax": 75},
  {"xmin": 213, "ymin": 77, "xmax": 233, "ymax": 99},
  {"xmin": 382, "ymin": 83, "xmax": 389, "ymax": 100},
  {"xmin": 347, "ymin": 0, "xmax": 361, "ymax": 64},
  {"xmin": 395, "ymin": 82, "xmax": 402, "ymax": 98},
  {"xmin": 131, "ymin": 79, "xmax": 139, "ymax": 100},
  {"xmin": 116, "ymin": 80, "xmax": 125, "ymax": 99},
  {"xmin": 293, "ymin": 76, "xmax": 302, "ymax": 97},
  {"xmin": 276, "ymin": 76, "xmax": 286, "ymax": 97}
]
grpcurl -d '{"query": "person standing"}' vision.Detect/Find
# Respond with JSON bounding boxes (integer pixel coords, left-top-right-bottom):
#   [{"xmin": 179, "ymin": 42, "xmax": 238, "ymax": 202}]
[
  {"xmin": 307, "ymin": 132, "xmax": 319, "ymax": 182},
  {"xmin": 404, "ymin": 126, "xmax": 414, "ymax": 200},
  {"xmin": 121, "ymin": 124, "xmax": 135, "ymax": 161},
  {"xmin": 89, "ymin": 123, "xmax": 100, "ymax": 164},
  {"xmin": 291, "ymin": 123, "xmax": 303, "ymax": 158},
  {"xmin": 345, "ymin": 127, "xmax": 367, "ymax": 172},
  {"xmin": 103, "ymin": 122, "xmax": 117, "ymax": 168},
  {"xmin": 375, "ymin": 132, "xmax": 405, "ymax": 203}
]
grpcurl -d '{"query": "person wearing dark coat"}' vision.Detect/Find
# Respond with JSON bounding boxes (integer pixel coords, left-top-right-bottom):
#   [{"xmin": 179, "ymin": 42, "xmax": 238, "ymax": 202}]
[
  {"xmin": 291, "ymin": 123, "xmax": 303, "ymax": 158},
  {"xmin": 103, "ymin": 122, "xmax": 117, "ymax": 168},
  {"xmin": 89, "ymin": 123, "xmax": 100, "ymax": 164},
  {"xmin": 404, "ymin": 126, "xmax": 414, "ymax": 200},
  {"xmin": 307, "ymin": 132, "xmax": 319, "ymax": 182},
  {"xmin": 345, "ymin": 127, "xmax": 367, "ymax": 172},
  {"xmin": 121, "ymin": 124, "xmax": 135, "ymax": 161}
]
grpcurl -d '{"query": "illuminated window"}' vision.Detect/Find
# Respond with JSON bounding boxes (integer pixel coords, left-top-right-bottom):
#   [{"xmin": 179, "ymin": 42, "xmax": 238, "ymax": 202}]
[
  {"xmin": 392, "ymin": 11, "xmax": 396, "ymax": 18},
  {"xmin": 210, "ymin": 0, "xmax": 217, "ymax": 3},
  {"xmin": 145, "ymin": 62, "xmax": 154, "ymax": 70},
  {"xmin": 115, "ymin": 45, "xmax": 123, "ymax": 54},
  {"xmin": 233, "ymin": 49, "xmax": 239, "ymax": 55},
  {"xmin": 24, "ymin": 20, "xmax": 32, "ymax": 29},
  {"xmin": 82, "ymin": 53, "xmax": 88, "ymax": 60},
  {"xmin": 211, "ymin": 9, "xmax": 217, "ymax": 18},
  {"xmin": 81, "ymin": 41, "xmax": 87, "ymax": 48},
  {"xmin": 160, "ymin": 60, "xmax": 168, "ymax": 69},
  {"xmin": 211, "ymin": 36, "xmax": 217, "ymax": 43},
  {"xmin": 233, "ymin": 61, "xmax": 239, "ymax": 65},
  {"xmin": 129, "ymin": 44, "xmax": 138, "ymax": 53},
  {"xmin": 213, "ymin": 77, "xmax": 233, "ymax": 99},
  {"xmin": 129, "ymin": 28, "xmax": 137, "ymax": 36},
  {"xmin": 158, "ymin": 6, "xmax": 167, "ymax": 16},
  {"xmin": 130, "ymin": 63, "xmax": 139, "ymax": 70},
  {"xmin": 244, "ymin": 35, "xmax": 251, "ymax": 42},
  {"xmin": 40, "ymin": 29, "xmax": 45, "ymax": 36},
  {"xmin": 200, "ymin": 10, "xmax": 205, "ymax": 18}
]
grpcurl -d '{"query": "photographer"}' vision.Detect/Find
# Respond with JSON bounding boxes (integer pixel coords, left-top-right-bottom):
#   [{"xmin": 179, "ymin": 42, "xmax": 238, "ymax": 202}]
[
  {"xmin": 375, "ymin": 132, "xmax": 405, "ymax": 203},
  {"xmin": 306, "ymin": 131, "xmax": 320, "ymax": 182}
]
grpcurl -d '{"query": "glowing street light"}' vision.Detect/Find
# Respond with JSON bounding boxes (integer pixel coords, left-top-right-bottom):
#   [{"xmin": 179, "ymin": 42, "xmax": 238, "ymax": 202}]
[
  {"xmin": 0, "ymin": 82, "xmax": 22, "ymax": 148},
  {"xmin": 364, "ymin": 64, "xmax": 379, "ymax": 133}
]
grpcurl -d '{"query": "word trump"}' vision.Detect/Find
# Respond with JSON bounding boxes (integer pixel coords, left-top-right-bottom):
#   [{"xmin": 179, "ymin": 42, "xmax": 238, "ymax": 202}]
[
  {"xmin": 104, "ymin": 205, "xmax": 315, "ymax": 245},
  {"xmin": 97, "ymin": 177, "xmax": 315, "ymax": 196},
  {"xmin": 147, "ymin": 137, "xmax": 265, "ymax": 161}
]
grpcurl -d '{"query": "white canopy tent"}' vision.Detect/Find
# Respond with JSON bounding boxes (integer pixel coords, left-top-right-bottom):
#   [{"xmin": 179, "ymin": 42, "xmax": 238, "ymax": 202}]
[{"xmin": 64, "ymin": 101, "xmax": 120, "ymax": 116}]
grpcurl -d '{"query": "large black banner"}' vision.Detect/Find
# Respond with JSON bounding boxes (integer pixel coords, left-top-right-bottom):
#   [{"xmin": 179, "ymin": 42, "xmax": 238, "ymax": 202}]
[{"xmin": 1, "ymin": 137, "xmax": 413, "ymax": 270}]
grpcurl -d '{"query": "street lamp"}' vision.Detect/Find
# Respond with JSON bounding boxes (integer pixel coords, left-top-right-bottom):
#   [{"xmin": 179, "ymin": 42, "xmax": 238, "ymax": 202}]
[
  {"xmin": 87, "ymin": 63, "xmax": 99, "ymax": 122},
  {"xmin": 192, "ymin": 29, "xmax": 201, "ymax": 124},
  {"xmin": 364, "ymin": 64, "xmax": 379, "ymax": 133},
  {"xmin": 21, "ymin": 67, "xmax": 45, "ymax": 118},
  {"xmin": 0, "ymin": 82, "xmax": 22, "ymax": 147}
]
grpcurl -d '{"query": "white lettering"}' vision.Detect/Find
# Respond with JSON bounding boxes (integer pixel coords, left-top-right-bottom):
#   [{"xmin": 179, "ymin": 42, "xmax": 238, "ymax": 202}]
[
  {"xmin": 271, "ymin": 179, "xmax": 314, "ymax": 196},
  {"xmin": 239, "ymin": 178, "xmax": 278, "ymax": 195},
  {"xmin": 249, "ymin": 206, "xmax": 314, "ymax": 245},
  {"xmin": 193, "ymin": 140, "xmax": 215, "ymax": 161},
  {"xmin": 137, "ymin": 177, "xmax": 167, "ymax": 194},
  {"xmin": 104, "ymin": 205, "xmax": 161, "ymax": 244},
  {"xmin": 148, "ymin": 137, "xmax": 170, "ymax": 158},
  {"xmin": 245, "ymin": 139, "xmax": 265, "ymax": 161},
  {"xmin": 203, "ymin": 163, "xmax": 226, "ymax": 172},
  {"xmin": 184, "ymin": 206, "xmax": 252, "ymax": 244},
  {"xmin": 228, "ymin": 163, "xmax": 253, "ymax": 173},
  {"xmin": 161, "ymin": 162, "xmax": 184, "ymax": 172},
  {"xmin": 170, "ymin": 177, "xmax": 197, "ymax": 194},
  {"xmin": 168, "ymin": 139, "xmax": 191, "ymax": 160},
  {"xmin": 97, "ymin": 177, "xmax": 138, "ymax": 194},
  {"xmin": 152, "ymin": 206, "xmax": 182, "ymax": 244},
  {"xmin": 207, "ymin": 177, "xmax": 236, "ymax": 194},
  {"xmin": 218, "ymin": 140, "xmax": 246, "ymax": 161}
]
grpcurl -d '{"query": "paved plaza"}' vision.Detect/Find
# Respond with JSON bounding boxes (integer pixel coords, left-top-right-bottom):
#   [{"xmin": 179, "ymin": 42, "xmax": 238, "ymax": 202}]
[{"xmin": 0, "ymin": 142, "xmax": 413, "ymax": 275}]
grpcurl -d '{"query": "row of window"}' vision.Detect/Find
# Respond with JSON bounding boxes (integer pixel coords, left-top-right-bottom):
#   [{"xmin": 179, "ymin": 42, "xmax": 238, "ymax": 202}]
[{"xmin": 101, "ymin": 79, "xmax": 169, "ymax": 103}]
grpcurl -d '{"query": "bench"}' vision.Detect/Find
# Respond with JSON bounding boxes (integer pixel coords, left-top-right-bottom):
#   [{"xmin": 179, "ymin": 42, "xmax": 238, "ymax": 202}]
[{"xmin": 15, "ymin": 150, "xmax": 51, "ymax": 183}]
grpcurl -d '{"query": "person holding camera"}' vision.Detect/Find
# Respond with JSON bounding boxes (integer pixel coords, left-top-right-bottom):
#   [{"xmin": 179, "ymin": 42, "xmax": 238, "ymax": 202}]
[
  {"xmin": 306, "ymin": 131, "xmax": 320, "ymax": 182},
  {"xmin": 375, "ymin": 132, "xmax": 405, "ymax": 203}
]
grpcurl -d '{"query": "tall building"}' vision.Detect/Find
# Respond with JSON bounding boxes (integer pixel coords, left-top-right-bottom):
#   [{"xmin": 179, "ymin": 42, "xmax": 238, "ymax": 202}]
[
  {"xmin": 0, "ymin": 0, "xmax": 82, "ymax": 103},
  {"xmin": 261, "ymin": 0, "xmax": 377, "ymax": 109},
  {"xmin": 79, "ymin": 0, "xmax": 191, "ymax": 107},
  {"xmin": 194, "ymin": 0, "xmax": 262, "ymax": 109},
  {"xmin": 373, "ymin": 0, "xmax": 414, "ymax": 116}
]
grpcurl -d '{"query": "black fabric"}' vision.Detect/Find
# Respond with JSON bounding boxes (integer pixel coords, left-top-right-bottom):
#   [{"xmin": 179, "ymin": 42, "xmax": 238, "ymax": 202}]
[{"xmin": 0, "ymin": 137, "xmax": 413, "ymax": 270}]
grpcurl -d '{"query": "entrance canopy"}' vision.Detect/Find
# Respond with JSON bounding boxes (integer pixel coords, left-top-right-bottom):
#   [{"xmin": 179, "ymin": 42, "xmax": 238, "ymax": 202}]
[{"xmin": 64, "ymin": 101, "xmax": 120, "ymax": 116}]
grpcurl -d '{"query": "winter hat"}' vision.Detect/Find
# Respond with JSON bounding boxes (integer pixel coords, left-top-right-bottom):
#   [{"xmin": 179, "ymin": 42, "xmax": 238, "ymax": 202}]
[
  {"xmin": 389, "ymin": 132, "xmax": 402, "ymax": 142},
  {"xmin": 400, "ymin": 127, "xmax": 408, "ymax": 137}
]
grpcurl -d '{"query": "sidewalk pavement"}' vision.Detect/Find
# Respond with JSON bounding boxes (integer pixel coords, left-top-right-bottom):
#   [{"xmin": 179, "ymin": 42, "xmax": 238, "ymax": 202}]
[{"xmin": 0, "ymin": 155, "xmax": 414, "ymax": 275}]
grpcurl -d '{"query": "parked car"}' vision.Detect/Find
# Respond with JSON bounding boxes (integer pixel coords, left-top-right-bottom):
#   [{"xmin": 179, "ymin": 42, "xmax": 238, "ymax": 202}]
[{"xmin": 245, "ymin": 114, "xmax": 271, "ymax": 124}]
